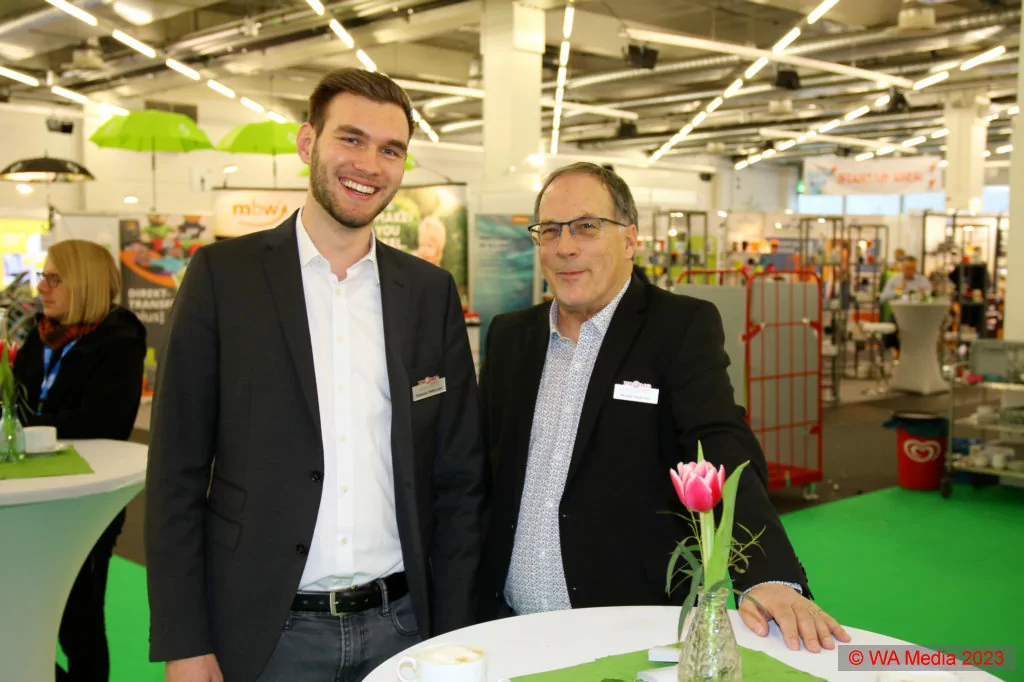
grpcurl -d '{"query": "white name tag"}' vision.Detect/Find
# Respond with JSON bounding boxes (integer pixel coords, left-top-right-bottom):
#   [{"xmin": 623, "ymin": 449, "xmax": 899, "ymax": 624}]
[
  {"xmin": 614, "ymin": 381, "xmax": 659, "ymax": 405},
  {"xmin": 412, "ymin": 377, "xmax": 447, "ymax": 402}
]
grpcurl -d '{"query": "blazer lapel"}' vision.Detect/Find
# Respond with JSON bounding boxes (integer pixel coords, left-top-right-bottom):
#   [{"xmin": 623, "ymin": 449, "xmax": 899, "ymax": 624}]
[
  {"xmin": 565, "ymin": 275, "xmax": 648, "ymax": 486},
  {"xmin": 375, "ymin": 242, "xmax": 414, "ymax": 446},
  {"xmin": 512, "ymin": 304, "xmax": 552, "ymax": 502},
  {"xmin": 261, "ymin": 214, "xmax": 320, "ymax": 435}
]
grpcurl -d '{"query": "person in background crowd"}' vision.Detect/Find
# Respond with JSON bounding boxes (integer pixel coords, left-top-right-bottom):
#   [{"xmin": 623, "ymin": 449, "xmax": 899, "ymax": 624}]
[
  {"xmin": 880, "ymin": 255, "xmax": 931, "ymax": 304},
  {"xmin": 477, "ymin": 162, "xmax": 849, "ymax": 653},
  {"xmin": 13, "ymin": 239, "xmax": 147, "ymax": 682},
  {"xmin": 879, "ymin": 255, "xmax": 931, "ymax": 353}
]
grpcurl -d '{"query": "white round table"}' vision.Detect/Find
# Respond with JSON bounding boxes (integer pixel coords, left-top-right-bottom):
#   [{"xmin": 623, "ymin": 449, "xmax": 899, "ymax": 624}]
[
  {"xmin": 889, "ymin": 300, "xmax": 951, "ymax": 395},
  {"xmin": 366, "ymin": 606, "xmax": 1001, "ymax": 682},
  {"xmin": 0, "ymin": 439, "xmax": 148, "ymax": 682}
]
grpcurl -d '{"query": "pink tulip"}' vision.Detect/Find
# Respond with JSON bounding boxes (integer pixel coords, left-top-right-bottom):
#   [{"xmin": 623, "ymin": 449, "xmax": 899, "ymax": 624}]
[{"xmin": 670, "ymin": 460, "xmax": 725, "ymax": 513}]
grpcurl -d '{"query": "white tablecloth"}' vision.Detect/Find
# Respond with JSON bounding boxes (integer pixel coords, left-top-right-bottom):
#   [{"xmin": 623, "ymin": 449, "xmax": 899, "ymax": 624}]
[
  {"xmin": 0, "ymin": 439, "xmax": 148, "ymax": 682},
  {"xmin": 889, "ymin": 300, "xmax": 951, "ymax": 395},
  {"xmin": 366, "ymin": 606, "xmax": 1001, "ymax": 682}
]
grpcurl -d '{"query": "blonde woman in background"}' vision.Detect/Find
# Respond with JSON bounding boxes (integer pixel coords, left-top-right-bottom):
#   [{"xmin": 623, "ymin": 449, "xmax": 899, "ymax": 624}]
[{"xmin": 13, "ymin": 239, "xmax": 147, "ymax": 682}]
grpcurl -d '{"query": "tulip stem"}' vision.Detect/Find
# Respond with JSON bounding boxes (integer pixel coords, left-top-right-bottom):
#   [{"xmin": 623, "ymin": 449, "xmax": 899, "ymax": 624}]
[{"xmin": 699, "ymin": 510, "xmax": 714, "ymax": 582}]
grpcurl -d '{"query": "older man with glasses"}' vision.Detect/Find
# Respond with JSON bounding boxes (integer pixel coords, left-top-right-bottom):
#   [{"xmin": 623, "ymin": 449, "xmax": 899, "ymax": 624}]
[{"xmin": 476, "ymin": 162, "xmax": 850, "ymax": 653}]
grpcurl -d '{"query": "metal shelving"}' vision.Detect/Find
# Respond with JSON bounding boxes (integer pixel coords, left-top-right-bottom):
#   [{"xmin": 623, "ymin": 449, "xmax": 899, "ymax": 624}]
[{"xmin": 945, "ymin": 368, "xmax": 1024, "ymax": 497}]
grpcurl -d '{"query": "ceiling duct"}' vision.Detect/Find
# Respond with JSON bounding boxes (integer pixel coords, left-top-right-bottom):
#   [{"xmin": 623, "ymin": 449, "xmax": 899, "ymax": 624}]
[
  {"xmin": 892, "ymin": 5, "xmax": 938, "ymax": 34},
  {"xmin": 549, "ymin": 10, "xmax": 1019, "ymax": 91}
]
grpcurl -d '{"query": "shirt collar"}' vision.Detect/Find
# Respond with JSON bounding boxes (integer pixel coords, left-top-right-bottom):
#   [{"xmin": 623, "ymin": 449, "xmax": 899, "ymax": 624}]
[
  {"xmin": 296, "ymin": 208, "xmax": 380, "ymax": 282},
  {"xmin": 549, "ymin": 274, "xmax": 632, "ymax": 340}
]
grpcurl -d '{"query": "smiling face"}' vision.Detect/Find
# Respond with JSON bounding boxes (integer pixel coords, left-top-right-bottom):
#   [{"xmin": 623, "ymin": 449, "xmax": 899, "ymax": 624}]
[
  {"xmin": 298, "ymin": 92, "xmax": 410, "ymax": 230},
  {"xmin": 537, "ymin": 172, "xmax": 637, "ymax": 315}
]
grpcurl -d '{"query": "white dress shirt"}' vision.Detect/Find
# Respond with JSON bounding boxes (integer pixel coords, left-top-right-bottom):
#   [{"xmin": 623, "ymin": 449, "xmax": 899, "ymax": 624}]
[{"xmin": 295, "ymin": 210, "xmax": 404, "ymax": 592}]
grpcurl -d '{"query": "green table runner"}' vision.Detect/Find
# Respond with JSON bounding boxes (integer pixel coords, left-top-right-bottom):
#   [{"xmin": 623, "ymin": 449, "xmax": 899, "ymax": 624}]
[
  {"xmin": 0, "ymin": 445, "xmax": 93, "ymax": 480},
  {"xmin": 510, "ymin": 646, "xmax": 827, "ymax": 682}
]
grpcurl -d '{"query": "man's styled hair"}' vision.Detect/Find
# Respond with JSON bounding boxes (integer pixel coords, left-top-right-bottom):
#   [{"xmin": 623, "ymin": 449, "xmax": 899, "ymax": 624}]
[
  {"xmin": 307, "ymin": 68, "xmax": 415, "ymax": 139},
  {"xmin": 534, "ymin": 162, "xmax": 639, "ymax": 226}
]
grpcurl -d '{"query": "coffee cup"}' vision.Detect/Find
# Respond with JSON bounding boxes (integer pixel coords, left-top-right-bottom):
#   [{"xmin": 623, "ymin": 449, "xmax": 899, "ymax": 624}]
[
  {"xmin": 24, "ymin": 426, "xmax": 57, "ymax": 453},
  {"xmin": 397, "ymin": 643, "xmax": 486, "ymax": 682}
]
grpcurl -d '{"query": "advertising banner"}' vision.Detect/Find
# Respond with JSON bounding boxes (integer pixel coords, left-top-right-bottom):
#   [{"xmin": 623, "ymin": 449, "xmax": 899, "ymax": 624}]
[
  {"xmin": 212, "ymin": 189, "xmax": 305, "ymax": 238},
  {"xmin": 474, "ymin": 214, "xmax": 536, "ymax": 355},
  {"xmin": 119, "ymin": 212, "xmax": 213, "ymax": 395},
  {"xmin": 803, "ymin": 156, "xmax": 943, "ymax": 195},
  {"xmin": 370, "ymin": 184, "xmax": 469, "ymax": 305},
  {"xmin": 212, "ymin": 185, "xmax": 469, "ymax": 304}
]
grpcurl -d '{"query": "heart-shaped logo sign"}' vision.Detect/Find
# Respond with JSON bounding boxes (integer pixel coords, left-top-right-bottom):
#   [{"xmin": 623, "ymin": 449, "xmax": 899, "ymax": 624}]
[{"xmin": 904, "ymin": 439, "xmax": 941, "ymax": 463}]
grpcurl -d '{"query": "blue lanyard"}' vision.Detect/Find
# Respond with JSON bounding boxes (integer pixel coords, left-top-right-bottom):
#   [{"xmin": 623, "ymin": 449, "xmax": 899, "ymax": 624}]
[{"xmin": 38, "ymin": 340, "xmax": 78, "ymax": 412}]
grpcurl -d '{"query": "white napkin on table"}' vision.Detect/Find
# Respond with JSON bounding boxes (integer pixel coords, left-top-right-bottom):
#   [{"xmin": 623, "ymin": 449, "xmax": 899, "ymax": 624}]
[{"xmin": 636, "ymin": 665, "xmax": 677, "ymax": 682}]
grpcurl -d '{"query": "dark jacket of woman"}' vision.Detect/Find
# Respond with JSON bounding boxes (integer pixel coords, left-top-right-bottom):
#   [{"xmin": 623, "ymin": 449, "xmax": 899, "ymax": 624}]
[{"xmin": 13, "ymin": 306, "xmax": 147, "ymax": 440}]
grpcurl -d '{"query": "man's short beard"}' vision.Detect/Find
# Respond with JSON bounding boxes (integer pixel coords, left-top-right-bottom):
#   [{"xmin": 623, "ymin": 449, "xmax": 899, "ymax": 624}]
[{"xmin": 309, "ymin": 142, "xmax": 394, "ymax": 230}]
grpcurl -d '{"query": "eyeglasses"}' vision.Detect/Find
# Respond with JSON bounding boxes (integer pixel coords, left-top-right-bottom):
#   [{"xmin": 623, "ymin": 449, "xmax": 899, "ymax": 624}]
[
  {"xmin": 527, "ymin": 216, "xmax": 628, "ymax": 246},
  {"xmin": 40, "ymin": 273, "xmax": 62, "ymax": 288}
]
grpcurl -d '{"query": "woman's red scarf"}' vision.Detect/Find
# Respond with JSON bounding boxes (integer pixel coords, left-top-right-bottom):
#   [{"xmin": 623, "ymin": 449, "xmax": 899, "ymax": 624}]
[{"xmin": 37, "ymin": 316, "xmax": 101, "ymax": 351}]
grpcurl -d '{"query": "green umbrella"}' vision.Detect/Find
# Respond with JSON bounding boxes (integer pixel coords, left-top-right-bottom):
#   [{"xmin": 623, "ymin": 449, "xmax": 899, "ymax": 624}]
[
  {"xmin": 90, "ymin": 110, "xmax": 213, "ymax": 210},
  {"xmin": 298, "ymin": 152, "xmax": 417, "ymax": 177},
  {"xmin": 217, "ymin": 121, "xmax": 300, "ymax": 188}
]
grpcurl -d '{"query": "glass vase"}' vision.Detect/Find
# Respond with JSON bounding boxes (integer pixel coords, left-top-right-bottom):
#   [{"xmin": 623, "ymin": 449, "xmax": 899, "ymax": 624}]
[
  {"xmin": 677, "ymin": 588, "xmax": 742, "ymax": 682},
  {"xmin": 0, "ymin": 405, "xmax": 26, "ymax": 463}
]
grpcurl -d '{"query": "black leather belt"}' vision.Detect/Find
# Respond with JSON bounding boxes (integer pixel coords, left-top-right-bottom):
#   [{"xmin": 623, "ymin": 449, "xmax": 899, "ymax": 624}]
[{"xmin": 292, "ymin": 572, "xmax": 408, "ymax": 616}]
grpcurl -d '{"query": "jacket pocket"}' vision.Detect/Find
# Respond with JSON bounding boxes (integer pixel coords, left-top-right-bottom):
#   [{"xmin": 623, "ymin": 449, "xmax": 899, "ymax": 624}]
[
  {"xmin": 205, "ymin": 509, "xmax": 241, "ymax": 549},
  {"xmin": 207, "ymin": 475, "xmax": 247, "ymax": 516}
]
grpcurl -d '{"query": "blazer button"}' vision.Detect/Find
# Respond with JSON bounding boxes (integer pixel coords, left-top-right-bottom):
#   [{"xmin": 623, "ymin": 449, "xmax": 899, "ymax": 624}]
[
  {"xmin": 310, "ymin": 471, "xmax": 322, "ymax": 482},
  {"xmin": 296, "ymin": 544, "xmax": 307, "ymax": 556}
]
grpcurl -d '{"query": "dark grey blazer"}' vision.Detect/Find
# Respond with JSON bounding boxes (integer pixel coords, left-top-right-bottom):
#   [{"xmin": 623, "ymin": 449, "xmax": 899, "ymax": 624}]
[{"xmin": 145, "ymin": 211, "xmax": 486, "ymax": 681}]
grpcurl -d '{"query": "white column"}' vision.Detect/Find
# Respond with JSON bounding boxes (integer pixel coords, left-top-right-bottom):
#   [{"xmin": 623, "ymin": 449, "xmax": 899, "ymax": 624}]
[
  {"xmin": 943, "ymin": 89, "xmax": 990, "ymax": 212},
  {"xmin": 1002, "ymin": 9, "xmax": 1024, "ymax": 340},
  {"xmin": 480, "ymin": 0, "xmax": 544, "ymax": 188}
]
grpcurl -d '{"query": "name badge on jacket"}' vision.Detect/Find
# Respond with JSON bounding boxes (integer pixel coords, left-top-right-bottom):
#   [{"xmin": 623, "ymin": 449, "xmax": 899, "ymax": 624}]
[
  {"xmin": 412, "ymin": 376, "xmax": 447, "ymax": 402},
  {"xmin": 614, "ymin": 380, "xmax": 659, "ymax": 405}
]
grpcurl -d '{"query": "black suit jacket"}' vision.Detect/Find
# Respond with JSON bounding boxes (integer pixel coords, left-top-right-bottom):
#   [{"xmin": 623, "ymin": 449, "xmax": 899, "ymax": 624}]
[
  {"xmin": 478, "ymin": 274, "xmax": 810, "ymax": 618},
  {"xmin": 145, "ymin": 213, "xmax": 487, "ymax": 681}
]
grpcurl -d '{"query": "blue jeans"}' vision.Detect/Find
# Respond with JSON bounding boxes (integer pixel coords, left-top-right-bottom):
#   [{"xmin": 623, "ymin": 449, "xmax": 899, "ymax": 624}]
[{"xmin": 256, "ymin": 584, "xmax": 422, "ymax": 682}]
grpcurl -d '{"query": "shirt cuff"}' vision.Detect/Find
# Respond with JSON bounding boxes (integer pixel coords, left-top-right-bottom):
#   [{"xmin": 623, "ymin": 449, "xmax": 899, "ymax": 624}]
[{"xmin": 737, "ymin": 581, "xmax": 803, "ymax": 608}]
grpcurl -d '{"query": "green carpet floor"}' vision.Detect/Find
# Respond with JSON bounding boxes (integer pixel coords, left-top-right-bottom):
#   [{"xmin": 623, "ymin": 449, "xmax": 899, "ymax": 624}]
[
  {"xmin": 781, "ymin": 484, "xmax": 1024, "ymax": 682},
  {"xmin": 96, "ymin": 483, "xmax": 1024, "ymax": 682}
]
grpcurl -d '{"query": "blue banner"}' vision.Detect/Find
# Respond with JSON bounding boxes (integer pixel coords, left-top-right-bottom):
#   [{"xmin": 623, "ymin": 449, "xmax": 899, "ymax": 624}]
[{"xmin": 475, "ymin": 214, "xmax": 535, "ymax": 359}]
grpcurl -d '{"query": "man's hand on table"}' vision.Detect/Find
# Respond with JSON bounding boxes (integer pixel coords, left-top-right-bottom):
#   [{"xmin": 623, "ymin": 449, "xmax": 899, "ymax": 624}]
[
  {"xmin": 738, "ymin": 583, "xmax": 851, "ymax": 653},
  {"xmin": 165, "ymin": 654, "xmax": 224, "ymax": 682}
]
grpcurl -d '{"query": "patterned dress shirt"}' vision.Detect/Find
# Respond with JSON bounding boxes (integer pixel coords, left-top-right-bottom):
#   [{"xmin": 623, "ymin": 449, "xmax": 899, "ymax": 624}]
[{"xmin": 504, "ymin": 277, "xmax": 632, "ymax": 614}]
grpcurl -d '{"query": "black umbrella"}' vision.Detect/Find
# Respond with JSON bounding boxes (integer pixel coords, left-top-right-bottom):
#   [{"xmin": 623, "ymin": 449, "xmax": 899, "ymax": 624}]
[{"xmin": 0, "ymin": 156, "xmax": 95, "ymax": 183}]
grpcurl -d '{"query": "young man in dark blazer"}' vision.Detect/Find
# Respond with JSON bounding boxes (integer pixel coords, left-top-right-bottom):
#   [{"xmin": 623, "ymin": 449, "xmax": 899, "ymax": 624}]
[
  {"xmin": 145, "ymin": 69, "xmax": 486, "ymax": 682},
  {"xmin": 477, "ymin": 162, "xmax": 850, "ymax": 653}
]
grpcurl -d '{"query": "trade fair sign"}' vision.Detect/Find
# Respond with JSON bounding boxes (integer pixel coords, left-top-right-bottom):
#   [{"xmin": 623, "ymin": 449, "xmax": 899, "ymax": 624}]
[
  {"xmin": 803, "ymin": 156, "xmax": 943, "ymax": 195},
  {"xmin": 213, "ymin": 185, "xmax": 469, "ymax": 304}
]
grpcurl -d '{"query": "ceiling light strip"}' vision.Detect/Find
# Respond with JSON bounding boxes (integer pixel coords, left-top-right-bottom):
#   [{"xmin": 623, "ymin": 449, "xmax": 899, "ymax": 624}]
[
  {"xmin": 550, "ymin": 0, "xmax": 575, "ymax": 155},
  {"xmin": 0, "ymin": 65, "xmax": 39, "ymax": 87},
  {"xmin": 112, "ymin": 29, "xmax": 156, "ymax": 59},
  {"xmin": 739, "ymin": 47, "xmax": 1000, "ymax": 169},
  {"xmin": 651, "ymin": 0, "xmax": 842, "ymax": 164},
  {"xmin": 45, "ymin": 0, "xmax": 98, "ymax": 26}
]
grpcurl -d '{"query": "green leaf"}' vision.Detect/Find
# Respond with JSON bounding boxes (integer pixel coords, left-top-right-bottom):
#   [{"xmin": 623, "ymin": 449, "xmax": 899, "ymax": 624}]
[
  {"xmin": 666, "ymin": 541, "xmax": 702, "ymax": 596},
  {"xmin": 677, "ymin": 562, "xmax": 703, "ymax": 640},
  {"xmin": 704, "ymin": 460, "xmax": 750, "ymax": 588}
]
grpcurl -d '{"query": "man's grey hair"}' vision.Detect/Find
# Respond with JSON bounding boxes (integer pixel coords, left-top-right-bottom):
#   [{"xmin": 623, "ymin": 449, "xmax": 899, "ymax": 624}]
[{"xmin": 533, "ymin": 162, "xmax": 639, "ymax": 226}]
